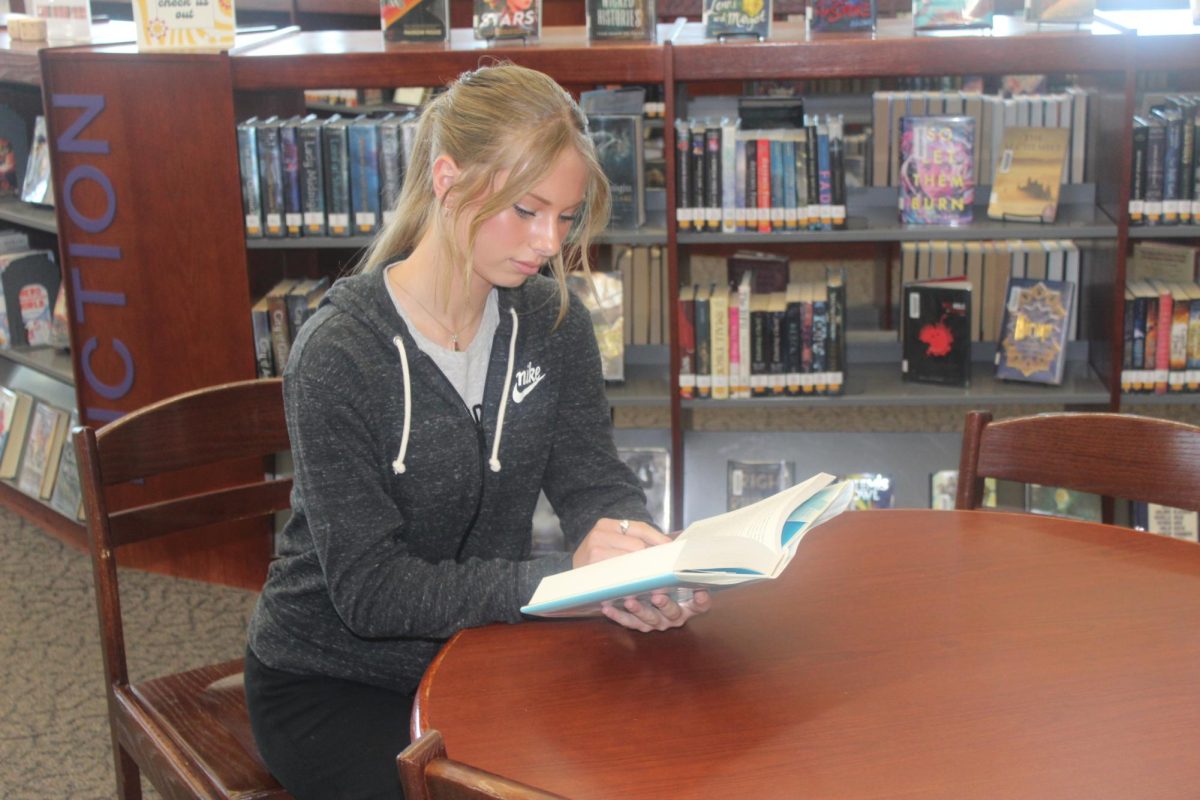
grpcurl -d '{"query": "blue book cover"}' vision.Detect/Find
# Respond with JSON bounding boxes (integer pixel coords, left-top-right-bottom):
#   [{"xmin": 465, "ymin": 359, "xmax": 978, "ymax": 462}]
[
  {"xmin": 994, "ymin": 277, "xmax": 1075, "ymax": 385},
  {"xmin": 348, "ymin": 117, "xmax": 382, "ymax": 236},
  {"xmin": 279, "ymin": 117, "xmax": 304, "ymax": 237}
]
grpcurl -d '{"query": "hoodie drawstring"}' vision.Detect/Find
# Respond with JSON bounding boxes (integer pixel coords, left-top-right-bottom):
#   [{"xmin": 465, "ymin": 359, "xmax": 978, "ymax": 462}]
[
  {"xmin": 490, "ymin": 308, "xmax": 518, "ymax": 473},
  {"xmin": 391, "ymin": 307, "xmax": 518, "ymax": 476},
  {"xmin": 391, "ymin": 335, "xmax": 412, "ymax": 474}
]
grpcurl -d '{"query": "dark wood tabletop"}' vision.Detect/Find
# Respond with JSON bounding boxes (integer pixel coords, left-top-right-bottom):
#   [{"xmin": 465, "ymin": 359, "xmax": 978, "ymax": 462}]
[{"xmin": 413, "ymin": 509, "xmax": 1200, "ymax": 799}]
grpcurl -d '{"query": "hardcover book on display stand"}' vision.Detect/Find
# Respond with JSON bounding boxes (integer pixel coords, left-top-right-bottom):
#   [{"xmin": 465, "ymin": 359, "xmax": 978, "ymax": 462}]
[
  {"xmin": 566, "ymin": 270, "xmax": 625, "ymax": 382},
  {"xmin": 16, "ymin": 401, "xmax": 68, "ymax": 500},
  {"xmin": 474, "ymin": 0, "xmax": 541, "ymax": 40},
  {"xmin": 586, "ymin": 0, "xmax": 656, "ymax": 40},
  {"xmin": 987, "ymin": 127, "xmax": 1070, "ymax": 223},
  {"xmin": 588, "ymin": 115, "xmax": 645, "ymax": 230},
  {"xmin": 1024, "ymin": 0, "xmax": 1094, "ymax": 24},
  {"xmin": 901, "ymin": 276, "xmax": 973, "ymax": 387},
  {"xmin": 703, "ymin": 0, "xmax": 771, "ymax": 40},
  {"xmin": 727, "ymin": 459, "xmax": 794, "ymax": 511},
  {"xmin": 381, "ymin": 0, "xmax": 450, "ymax": 41},
  {"xmin": 1026, "ymin": 484, "xmax": 1101, "ymax": 522},
  {"xmin": 898, "ymin": 116, "xmax": 975, "ymax": 226},
  {"xmin": 809, "ymin": 0, "xmax": 876, "ymax": 32},
  {"xmin": 844, "ymin": 472, "xmax": 895, "ymax": 509},
  {"xmin": 912, "ymin": 0, "xmax": 993, "ymax": 29},
  {"xmin": 994, "ymin": 277, "xmax": 1074, "ymax": 385}
]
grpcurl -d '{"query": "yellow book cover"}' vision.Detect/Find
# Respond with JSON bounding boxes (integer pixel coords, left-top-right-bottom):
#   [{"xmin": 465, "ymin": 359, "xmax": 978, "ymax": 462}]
[
  {"xmin": 132, "ymin": 0, "xmax": 236, "ymax": 51},
  {"xmin": 987, "ymin": 127, "xmax": 1070, "ymax": 223}
]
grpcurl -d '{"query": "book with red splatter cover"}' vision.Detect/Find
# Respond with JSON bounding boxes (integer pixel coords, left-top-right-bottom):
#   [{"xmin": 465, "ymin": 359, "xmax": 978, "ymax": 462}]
[
  {"xmin": 901, "ymin": 276, "xmax": 972, "ymax": 387},
  {"xmin": 809, "ymin": 0, "xmax": 876, "ymax": 31}
]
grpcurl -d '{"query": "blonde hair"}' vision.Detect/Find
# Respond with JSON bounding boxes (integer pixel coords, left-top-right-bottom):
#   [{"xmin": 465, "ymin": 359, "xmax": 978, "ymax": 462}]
[{"xmin": 356, "ymin": 62, "xmax": 610, "ymax": 324}]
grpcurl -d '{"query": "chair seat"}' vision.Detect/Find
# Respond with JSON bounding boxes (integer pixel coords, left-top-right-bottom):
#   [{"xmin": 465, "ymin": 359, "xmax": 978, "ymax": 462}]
[{"xmin": 124, "ymin": 659, "xmax": 289, "ymax": 799}]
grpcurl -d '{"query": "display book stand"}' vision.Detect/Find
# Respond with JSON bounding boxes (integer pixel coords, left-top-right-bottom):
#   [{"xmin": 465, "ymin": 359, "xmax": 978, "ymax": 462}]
[{"xmin": 35, "ymin": 13, "xmax": 1196, "ymax": 552}]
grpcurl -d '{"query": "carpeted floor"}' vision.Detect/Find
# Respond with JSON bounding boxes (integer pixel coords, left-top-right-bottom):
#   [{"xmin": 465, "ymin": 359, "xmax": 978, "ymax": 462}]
[{"xmin": 0, "ymin": 506, "xmax": 258, "ymax": 799}]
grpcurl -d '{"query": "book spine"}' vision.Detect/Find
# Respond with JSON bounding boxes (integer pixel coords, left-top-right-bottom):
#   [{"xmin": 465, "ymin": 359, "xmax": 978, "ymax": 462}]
[
  {"xmin": 1130, "ymin": 119, "xmax": 1148, "ymax": 225},
  {"xmin": 784, "ymin": 292, "xmax": 802, "ymax": 395},
  {"xmin": 826, "ymin": 273, "xmax": 845, "ymax": 394},
  {"xmin": 675, "ymin": 119, "xmax": 691, "ymax": 230},
  {"xmin": 298, "ymin": 123, "xmax": 326, "ymax": 236},
  {"xmin": 1145, "ymin": 120, "xmax": 1166, "ymax": 225},
  {"xmin": 257, "ymin": 121, "xmax": 285, "ymax": 238},
  {"xmin": 678, "ymin": 289, "xmax": 695, "ymax": 399},
  {"xmin": 705, "ymin": 124, "xmax": 722, "ymax": 232},
  {"xmin": 1187, "ymin": 288, "xmax": 1200, "ymax": 391},
  {"xmin": 811, "ymin": 291, "xmax": 829, "ymax": 393},
  {"xmin": 251, "ymin": 303, "xmax": 274, "ymax": 378},
  {"xmin": 756, "ymin": 135, "xmax": 771, "ymax": 233},
  {"xmin": 1154, "ymin": 285, "xmax": 1173, "ymax": 394},
  {"xmin": 280, "ymin": 121, "xmax": 303, "ymax": 237},
  {"xmin": 751, "ymin": 304, "xmax": 768, "ymax": 396},
  {"xmin": 379, "ymin": 119, "xmax": 405, "ymax": 226},
  {"xmin": 804, "ymin": 117, "xmax": 819, "ymax": 231},
  {"xmin": 770, "ymin": 300, "xmax": 786, "ymax": 394},
  {"xmin": 710, "ymin": 286, "xmax": 730, "ymax": 399},
  {"xmin": 694, "ymin": 289, "xmax": 711, "ymax": 398},
  {"xmin": 745, "ymin": 139, "xmax": 758, "ymax": 230},
  {"xmin": 236, "ymin": 121, "xmax": 263, "ymax": 238},
  {"xmin": 1170, "ymin": 288, "xmax": 1190, "ymax": 391},
  {"xmin": 268, "ymin": 292, "xmax": 292, "ymax": 376},
  {"xmin": 829, "ymin": 115, "xmax": 846, "ymax": 230},
  {"xmin": 690, "ymin": 125, "xmax": 707, "ymax": 229},
  {"xmin": 349, "ymin": 120, "xmax": 381, "ymax": 235},
  {"xmin": 721, "ymin": 118, "xmax": 738, "ymax": 233},
  {"xmin": 324, "ymin": 121, "xmax": 352, "ymax": 236},
  {"xmin": 817, "ymin": 120, "xmax": 833, "ymax": 231}
]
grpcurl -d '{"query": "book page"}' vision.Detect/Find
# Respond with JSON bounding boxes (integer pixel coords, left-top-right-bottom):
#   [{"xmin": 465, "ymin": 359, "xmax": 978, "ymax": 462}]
[{"xmin": 677, "ymin": 472, "xmax": 835, "ymax": 551}]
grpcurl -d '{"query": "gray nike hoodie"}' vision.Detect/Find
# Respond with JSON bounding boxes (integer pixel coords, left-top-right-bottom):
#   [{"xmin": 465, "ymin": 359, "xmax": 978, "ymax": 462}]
[{"xmin": 247, "ymin": 267, "xmax": 653, "ymax": 694}]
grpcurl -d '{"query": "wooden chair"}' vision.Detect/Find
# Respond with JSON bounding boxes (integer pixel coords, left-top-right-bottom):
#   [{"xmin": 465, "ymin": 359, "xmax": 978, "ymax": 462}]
[
  {"xmin": 399, "ymin": 730, "xmax": 568, "ymax": 800},
  {"xmin": 76, "ymin": 378, "xmax": 293, "ymax": 800},
  {"xmin": 956, "ymin": 410, "xmax": 1200, "ymax": 515}
]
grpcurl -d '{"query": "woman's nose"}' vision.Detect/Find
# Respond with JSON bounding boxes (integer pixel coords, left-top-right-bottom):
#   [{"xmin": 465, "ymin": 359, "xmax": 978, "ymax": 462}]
[{"xmin": 529, "ymin": 215, "xmax": 562, "ymax": 257}]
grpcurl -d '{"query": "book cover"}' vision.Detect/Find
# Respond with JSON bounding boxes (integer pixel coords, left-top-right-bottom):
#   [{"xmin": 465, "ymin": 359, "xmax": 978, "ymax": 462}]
[
  {"xmin": 1133, "ymin": 502, "xmax": 1199, "ymax": 543},
  {"xmin": 322, "ymin": 116, "xmax": 352, "ymax": 237},
  {"xmin": 588, "ymin": 115, "xmax": 645, "ymax": 230},
  {"xmin": 809, "ymin": 0, "xmax": 876, "ymax": 31},
  {"xmin": 898, "ymin": 116, "xmax": 975, "ymax": 226},
  {"xmin": 0, "ymin": 251, "xmax": 61, "ymax": 348},
  {"xmin": 995, "ymin": 277, "xmax": 1074, "ymax": 385},
  {"xmin": 0, "ymin": 105, "xmax": 29, "ymax": 198},
  {"xmin": 16, "ymin": 401, "xmax": 67, "ymax": 499},
  {"xmin": 901, "ymin": 277, "xmax": 972, "ymax": 386},
  {"xmin": 586, "ymin": 0, "xmax": 656, "ymax": 40},
  {"xmin": 297, "ymin": 115, "xmax": 327, "ymax": 236},
  {"xmin": 621, "ymin": 446, "xmax": 671, "ymax": 533},
  {"xmin": 251, "ymin": 295, "xmax": 274, "ymax": 378},
  {"xmin": 845, "ymin": 472, "xmax": 895, "ymax": 509},
  {"xmin": 254, "ymin": 117, "xmax": 285, "ymax": 239},
  {"xmin": 1026, "ymin": 484, "xmax": 1101, "ymax": 522},
  {"xmin": 930, "ymin": 468, "xmax": 958, "ymax": 509},
  {"xmin": 381, "ymin": 0, "xmax": 450, "ymax": 41},
  {"xmin": 279, "ymin": 117, "xmax": 304, "ymax": 237},
  {"xmin": 727, "ymin": 459, "xmax": 794, "ymax": 511},
  {"xmin": 703, "ymin": 0, "xmax": 771, "ymax": 40},
  {"xmin": 521, "ymin": 472, "xmax": 853, "ymax": 618},
  {"xmin": 567, "ymin": 270, "xmax": 625, "ymax": 382},
  {"xmin": 912, "ymin": 0, "xmax": 993, "ymax": 29},
  {"xmin": 987, "ymin": 127, "xmax": 1070, "ymax": 223},
  {"xmin": 49, "ymin": 415, "xmax": 83, "ymax": 520},
  {"xmin": 0, "ymin": 387, "xmax": 32, "ymax": 480},
  {"xmin": 1024, "ymin": 0, "xmax": 1093, "ymax": 23},
  {"xmin": 130, "ymin": 0, "xmax": 235, "ymax": 50},
  {"xmin": 474, "ymin": 0, "xmax": 541, "ymax": 39},
  {"xmin": 20, "ymin": 116, "xmax": 52, "ymax": 207},
  {"xmin": 349, "ymin": 117, "xmax": 382, "ymax": 236}
]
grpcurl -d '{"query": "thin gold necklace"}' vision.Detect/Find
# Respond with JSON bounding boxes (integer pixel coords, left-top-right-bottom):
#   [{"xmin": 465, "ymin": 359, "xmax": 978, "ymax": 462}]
[{"xmin": 394, "ymin": 281, "xmax": 480, "ymax": 352}]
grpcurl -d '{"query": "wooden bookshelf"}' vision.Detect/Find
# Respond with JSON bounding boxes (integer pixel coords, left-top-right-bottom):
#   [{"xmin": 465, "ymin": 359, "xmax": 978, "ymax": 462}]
[{"xmin": 33, "ymin": 16, "xmax": 1199, "ymax": 554}]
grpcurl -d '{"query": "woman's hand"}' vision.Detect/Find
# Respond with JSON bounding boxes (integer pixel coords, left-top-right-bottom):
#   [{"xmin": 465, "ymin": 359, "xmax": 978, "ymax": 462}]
[
  {"xmin": 571, "ymin": 518, "xmax": 670, "ymax": 569},
  {"xmin": 571, "ymin": 518, "xmax": 713, "ymax": 632},
  {"xmin": 600, "ymin": 589, "xmax": 712, "ymax": 632}
]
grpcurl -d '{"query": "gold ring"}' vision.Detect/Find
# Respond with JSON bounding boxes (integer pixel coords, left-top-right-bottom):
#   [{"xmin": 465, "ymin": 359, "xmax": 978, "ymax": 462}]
[{"xmin": 619, "ymin": 519, "xmax": 630, "ymax": 534}]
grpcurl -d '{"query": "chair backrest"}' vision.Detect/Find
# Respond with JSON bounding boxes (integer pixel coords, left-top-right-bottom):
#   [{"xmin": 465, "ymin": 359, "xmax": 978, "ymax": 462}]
[
  {"xmin": 399, "ymin": 730, "xmax": 568, "ymax": 800},
  {"xmin": 75, "ymin": 378, "xmax": 292, "ymax": 692},
  {"xmin": 956, "ymin": 410, "xmax": 1200, "ymax": 513}
]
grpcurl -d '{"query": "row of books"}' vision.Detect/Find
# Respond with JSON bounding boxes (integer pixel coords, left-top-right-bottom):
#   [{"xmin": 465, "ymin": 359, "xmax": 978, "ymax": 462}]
[
  {"xmin": 900, "ymin": 239, "xmax": 1082, "ymax": 343},
  {"xmin": 0, "ymin": 386, "xmax": 82, "ymax": 520},
  {"xmin": 1129, "ymin": 95, "xmax": 1200, "ymax": 227},
  {"xmin": 903, "ymin": 276, "xmax": 1075, "ymax": 388},
  {"xmin": 237, "ymin": 113, "xmax": 418, "ymax": 240},
  {"xmin": 1120, "ymin": 278, "xmax": 1200, "ymax": 395},
  {"xmin": 251, "ymin": 277, "xmax": 330, "ymax": 379},
  {"xmin": 870, "ymin": 89, "xmax": 1088, "ymax": 191},
  {"xmin": 678, "ymin": 267, "xmax": 847, "ymax": 400},
  {"xmin": 674, "ymin": 114, "xmax": 854, "ymax": 233}
]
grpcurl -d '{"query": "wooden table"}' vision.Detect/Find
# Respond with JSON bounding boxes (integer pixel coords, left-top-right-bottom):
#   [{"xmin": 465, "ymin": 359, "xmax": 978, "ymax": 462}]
[{"xmin": 413, "ymin": 509, "xmax": 1200, "ymax": 799}]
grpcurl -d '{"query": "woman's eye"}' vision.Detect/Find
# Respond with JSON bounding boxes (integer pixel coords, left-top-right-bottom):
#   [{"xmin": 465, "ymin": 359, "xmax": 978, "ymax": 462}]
[
  {"xmin": 559, "ymin": 214, "xmax": 579, "ymax": 225},
  {"xmin": 513, "ymin": 205, "xmax": 535, "ymax": 219}
]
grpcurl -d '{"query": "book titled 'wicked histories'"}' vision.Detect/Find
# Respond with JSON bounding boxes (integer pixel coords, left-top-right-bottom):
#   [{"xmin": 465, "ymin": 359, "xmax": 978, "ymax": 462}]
[
  {"xmin": 587, "ymin": 0, "xmax": 656, "ymax": 40},
  {"xmin": 995, "ymin": 277, "xmax": 1075, "ymax": 385},
  {"xmin": 898, "ymin": 115, "xmax": 975, "ymax": 226}
]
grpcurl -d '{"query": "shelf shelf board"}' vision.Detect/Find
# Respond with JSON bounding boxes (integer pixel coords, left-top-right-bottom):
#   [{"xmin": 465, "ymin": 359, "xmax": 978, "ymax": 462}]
[
  {"xmin": 682, "ymin": 359, "xmax": 1109, "ymax": 409},
  {"xmin": 246, "ymin": 227, "xmax": 669, "ymax": 249},
  {"xmin": 230, "ymin": 26, "xmax": 667, "ymax": 90},
  {"xmin": 0, "ymin": 197, "xmax": 57, "ymax": 234},
  {"xmin": 0, "ymin": 345, "xmax": 74, "ymax": 387},
  {"xmin": 1120, "ymin": 392, "xmax": 1200, "ymax": 407},
  {"xmin": 679, "ymin": 202, "xmax": 1116, "ymax": 244},
  {"xmin": 1128, "ymin": 224, "xmax": 1200, "ymax": 240}
]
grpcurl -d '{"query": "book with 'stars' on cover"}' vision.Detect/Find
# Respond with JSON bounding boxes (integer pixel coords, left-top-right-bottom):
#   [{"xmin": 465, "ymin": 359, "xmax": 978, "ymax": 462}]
[{"xmin": 521, "ymin": 472, "xmax": 854, "ymax": 618}]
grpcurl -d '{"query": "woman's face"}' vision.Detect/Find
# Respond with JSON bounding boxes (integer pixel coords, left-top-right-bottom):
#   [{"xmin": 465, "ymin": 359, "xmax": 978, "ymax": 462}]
[{"xmin": 467, "ymin": 147, "xmax": 587, "ymax": 291}]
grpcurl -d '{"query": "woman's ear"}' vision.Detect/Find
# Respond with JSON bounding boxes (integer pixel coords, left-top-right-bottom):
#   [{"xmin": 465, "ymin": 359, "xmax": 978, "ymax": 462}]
[{"xmin": 432, "ymin": 154, "xmax": 460, "ymax": 206}]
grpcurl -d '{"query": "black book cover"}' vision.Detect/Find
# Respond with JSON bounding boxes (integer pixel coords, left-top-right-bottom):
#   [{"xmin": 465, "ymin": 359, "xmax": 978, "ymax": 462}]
[
  {"xmin": 901, "ymin": 278, "xmax": 972, "ymax": 387},
  {"xmin": 589, "ymin": 114, "xmax": 644, "ymax": 230},
  {"xmin": 586, "ymin": 0, "xmax": 655, "ymax": 40}
]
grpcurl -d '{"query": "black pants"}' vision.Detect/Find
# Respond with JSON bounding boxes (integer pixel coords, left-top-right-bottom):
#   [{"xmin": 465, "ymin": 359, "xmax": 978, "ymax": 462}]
[{"xmin": 244, "ymin": 647, "xmax": 414, "ymax": 800}]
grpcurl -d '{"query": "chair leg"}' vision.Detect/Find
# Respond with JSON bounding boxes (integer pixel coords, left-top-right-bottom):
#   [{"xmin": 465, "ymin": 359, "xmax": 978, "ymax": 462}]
[{"xmin": 113, "ymin": 742, "xmax": 143, "ymax": 800}]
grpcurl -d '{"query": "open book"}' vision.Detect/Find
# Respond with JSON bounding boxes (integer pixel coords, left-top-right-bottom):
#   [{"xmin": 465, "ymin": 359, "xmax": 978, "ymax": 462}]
[{"xmin": 521, "ymin": 472, "xmax": 854, "ymax": 618}]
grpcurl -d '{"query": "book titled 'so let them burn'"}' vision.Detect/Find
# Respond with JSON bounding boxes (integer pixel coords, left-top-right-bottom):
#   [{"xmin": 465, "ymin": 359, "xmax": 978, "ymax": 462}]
[{"xmin": 898, "ymin": 115, "xmax": 975, "ymax": 226}]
